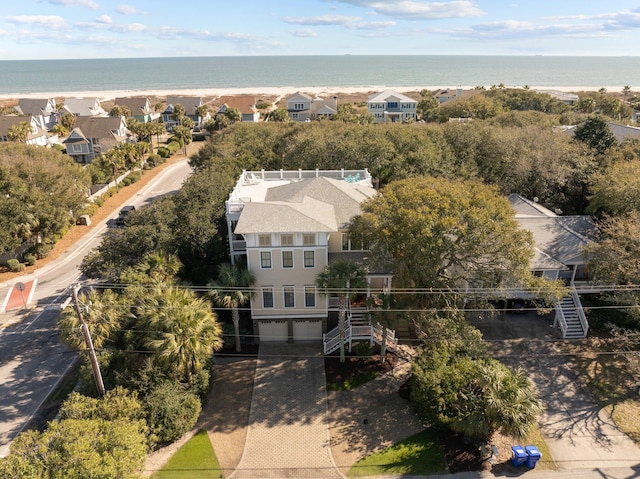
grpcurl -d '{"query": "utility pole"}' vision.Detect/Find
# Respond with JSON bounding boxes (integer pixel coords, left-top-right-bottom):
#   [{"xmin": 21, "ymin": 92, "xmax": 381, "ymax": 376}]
[{"xmin": 71, "ymin": 284, "xmax": 105, "ymax": 396}]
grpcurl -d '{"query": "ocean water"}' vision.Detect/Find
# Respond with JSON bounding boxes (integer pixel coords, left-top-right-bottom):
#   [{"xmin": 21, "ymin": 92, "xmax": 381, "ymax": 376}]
[{"xmin": 0, "ymin": 55, "xmax": 639, "ymax": 95}]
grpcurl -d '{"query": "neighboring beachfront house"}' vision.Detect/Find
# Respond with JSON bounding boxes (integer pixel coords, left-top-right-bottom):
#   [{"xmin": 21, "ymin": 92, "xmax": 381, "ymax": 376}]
[
  {"xmin": 285, "ymin": 92, "xmax": 338, "ymax": 122},
  {"xmin": 0, "ymin": 116, "xmax": 49, "ymax": 146},
  {"xmin": 367, "ymin": 90, "xmax": 417, "ymax": 123},
  {"xmin": 62, "ymin": 98, "xmax": 108, "ymax": 117},
  {"xmin": 162, "ymin": 96, "xmax": 206, "ymax": 131},
  {"xmin": 14, "ymin": 98, "xmax": 58, "ymax": 130},
  {"xmin": 535, "ymin": 90, "xmax": 580, "ymax": 105},
  {"xmin": 63, "ymin": 116, "xmax": 129, "ymax": 163},
  {"xmin": 226, "ymin": 169, "xmax": 391, "ymax": 343},
  {"xmin": 217, "ymin": 96, "xmax": 260, "ymax": 123},
  {"xmin": 562, "ymin": 121, "xmax": 640, "ymax": 143},
  {"xmin": 509, "ymin": 194, "xmax": 601, "ymax": 339},
  {"xmin": 433, "ymin": 88, "xmax": 463, "ymax": 103},
  {"xmin": 113, "ymin": 97, "xmax": 160, "ymax": 123},
  {"xmin": 509, "ymin": 194, "xmax": 595, "ymax": 284}
]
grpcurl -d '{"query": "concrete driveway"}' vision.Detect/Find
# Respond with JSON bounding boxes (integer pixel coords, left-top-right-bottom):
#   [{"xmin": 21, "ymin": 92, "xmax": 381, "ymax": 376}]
[{"xmin": 469, "ymin": 312, "xmax": 640, "ymax": 472}]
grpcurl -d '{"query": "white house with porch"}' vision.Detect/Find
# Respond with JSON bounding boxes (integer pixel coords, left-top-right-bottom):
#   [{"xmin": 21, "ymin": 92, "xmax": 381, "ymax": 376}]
[
  {"xmin": 225, "ymin": 169, "xmax": 395, "ymax": 345},
  {"xmin": 367, "ymin": 90, "xmax": 417, "ymax": 123}
]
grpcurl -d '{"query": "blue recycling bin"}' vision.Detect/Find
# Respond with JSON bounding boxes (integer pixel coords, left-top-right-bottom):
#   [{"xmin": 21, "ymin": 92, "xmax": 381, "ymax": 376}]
[
  {"xmin": 525, "ymin": 445, "xmax": 542, "ymax": 469},
  {"xmin": 511, "ymin": 445, "xmax": 527, "ymax": 467}
]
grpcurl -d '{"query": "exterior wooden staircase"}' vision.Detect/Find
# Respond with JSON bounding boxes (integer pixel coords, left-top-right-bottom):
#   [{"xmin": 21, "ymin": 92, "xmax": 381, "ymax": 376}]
[
  {"xmin": 554, "ymin": 290, "xmax": 589, "ymax": 339},
  {"xmin": 323, "ymin": 306, "xmax": 398, "ymax": 355}
]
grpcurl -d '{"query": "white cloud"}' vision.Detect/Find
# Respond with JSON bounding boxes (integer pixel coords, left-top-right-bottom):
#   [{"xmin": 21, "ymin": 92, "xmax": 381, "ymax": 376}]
[
  {"xmin": 76, "ymin": 19, "xmax": 147, "ymax": 33},
  {"xmin": 335, "ymin": 0, "xmax": 484, "ymax": 19},
  {"xmin": 95, "ymin": 14, "xmax": 112, "ymax": 24},
  {"xmin": 282, "ymin": 14, "xmax": 394, "ymax": 30},
  {"xmin": 283, "ymin": 15, "xmax": 361, "ymax": 26},
  {"xmin": 445, "ymin": 20, "xmax": 603, "ymax": 40},
  {"xmin": 290, "ymin": 28, "xmax": 318, "ymax": 38},
  {"xmin": 48, "ymin": 0, "xmax": 99, "ymax": 9},
  {"xmin": 115, "ymin": 4, "xmax": 146, "ymax": 15},
  {"xmin": 5, "ymin": 15, "xmax": 67, "ymax": 30}
]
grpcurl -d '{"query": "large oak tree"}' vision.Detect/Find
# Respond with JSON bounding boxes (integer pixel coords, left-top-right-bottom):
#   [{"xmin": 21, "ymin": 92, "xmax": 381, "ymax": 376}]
[{"xmin": 349, "ymin": 176, "xmax": 539, "ymax": 306}]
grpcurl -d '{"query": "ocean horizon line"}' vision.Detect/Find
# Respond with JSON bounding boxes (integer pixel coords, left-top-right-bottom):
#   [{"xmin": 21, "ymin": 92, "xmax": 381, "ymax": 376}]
[
  {"xmin": 0, "ymin": 85, "xmax": 629, "ymax": 102},
  {"xmin": 1, "ymin": 55, "xmax": 638, "ymax": 96},
  {"xmin": 3, "ymin": 54, "xmax": 640, "ymax": 62}
]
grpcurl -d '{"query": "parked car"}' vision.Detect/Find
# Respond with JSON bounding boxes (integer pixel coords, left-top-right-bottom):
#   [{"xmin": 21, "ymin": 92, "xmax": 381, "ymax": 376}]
[{"xmin": 114, "ymin": 205, "xmax": 135, "ymax": 226}]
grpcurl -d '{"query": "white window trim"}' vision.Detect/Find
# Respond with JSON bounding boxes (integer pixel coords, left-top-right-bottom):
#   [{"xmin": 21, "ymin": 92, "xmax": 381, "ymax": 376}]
[
  {"xmin": 303, "ymin": 250, "xmax": 315, "ymax": 268},
  {"xmin": 283, "ymin": 286, "xmax": 295, "ymax": 308},
  {"xmin": 282, "ymin": 250, "xmax": 294, "ymax": 269},
  {"xmin": 262, "ymin": 287, "xmax": 274, "ymax": 309},
  {"xmin": 304, "ymin": 286, "xmax": 316, "ymax": 308},
  {"xmin": 260, "ymin": 250, "xmax": 272, "ymax": 269}
]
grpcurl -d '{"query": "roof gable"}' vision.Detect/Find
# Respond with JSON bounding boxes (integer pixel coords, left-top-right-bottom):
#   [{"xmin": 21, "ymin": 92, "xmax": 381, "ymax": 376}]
[{"xmin": 367, "ymin": 89, "xmax": 416, "ymax": 104}]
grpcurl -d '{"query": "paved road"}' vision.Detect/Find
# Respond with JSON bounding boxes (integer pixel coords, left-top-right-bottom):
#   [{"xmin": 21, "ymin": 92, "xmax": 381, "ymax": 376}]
[{"xmin": 0, "ymin": 159, "xmax": 192, "ymax": 458}]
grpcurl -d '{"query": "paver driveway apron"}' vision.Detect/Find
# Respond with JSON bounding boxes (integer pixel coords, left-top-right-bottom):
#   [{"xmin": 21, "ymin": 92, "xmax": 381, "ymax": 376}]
[{"xmin": 231, "ymin": 342, "xmax": 343, "ymax": 479}]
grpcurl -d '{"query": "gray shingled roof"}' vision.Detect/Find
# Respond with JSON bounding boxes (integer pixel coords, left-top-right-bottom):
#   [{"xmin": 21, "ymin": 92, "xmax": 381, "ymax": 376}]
[
  {"xmin": 264, "ymin": 176, "xmax": 375, "ymax": 227},
  {"xmin": 166, "ymin": 96, "xmax": 202, "ymax": 115},
  {"xmin": 15, "ymin": 99, "xmax": 53, "ymax": 116},
  {"xmin": 73, "ymin": 116, "xmax": 122, "ymax": 136},
  {"xmin": 367, "ymin": 90, "xmax": 417, "ymax": 104},
  {"xmin": 235, "ymin": 197, "xmax": 337, "ymax": 234},
  {"xmin": 114, "ymin": 97, "xmax": 150, "ymax": 114}
]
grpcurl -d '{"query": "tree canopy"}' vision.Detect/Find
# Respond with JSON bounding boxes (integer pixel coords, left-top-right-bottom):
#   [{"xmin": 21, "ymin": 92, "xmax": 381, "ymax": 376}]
[
  {"xmin": 0, "ymin": 143, "xmax": 90, "ymax": 252},
  {"xmin": 350, "ymin": 176, "xmax": 535, "ymax": 305}
]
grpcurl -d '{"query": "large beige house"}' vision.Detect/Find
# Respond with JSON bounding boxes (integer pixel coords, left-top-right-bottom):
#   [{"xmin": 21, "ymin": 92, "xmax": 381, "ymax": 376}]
[{"xmin": 225, "ymin": 169, "xmax": 391, "ymax": 343}]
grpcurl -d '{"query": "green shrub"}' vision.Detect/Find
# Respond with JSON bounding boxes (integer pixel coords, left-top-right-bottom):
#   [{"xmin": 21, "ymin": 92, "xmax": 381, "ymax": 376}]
[
  {"xmin": 157, "ymin": 147, "xmax": 170, "ymax": 158},
  {"xmin": 167, "ymin": 141, "xmax": 181, "ymax": 153},
  {"xmin": 121, "ymin": 171, "xmax": 142, "ymax": 187},
  {"xmin": 7, "ymin": 258, "xmax": 24, "ymax": 272},
  {"xmin": 35, "ymin": 242, "xmax": 55, "ymax": 259},
  {"xmin": 77, "ymin": 203, "xmax": 99, "ymax": 217},
  {"xmin": 354, "ymin": 341, "xmax": 375, "ymax": 357},
  {"xmin": 24, "ymin": 254, "xmax": 37, "ymax": 266},
  {"xmin": 144, "ymin": 382, "xmax": 201, "ymax": 444}
]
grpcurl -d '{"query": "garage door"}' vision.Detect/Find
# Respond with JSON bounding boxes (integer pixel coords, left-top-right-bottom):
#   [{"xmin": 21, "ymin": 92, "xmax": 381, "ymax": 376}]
[
  {"xmin": 258, "ymin": 320, "xmax": 288, "ymax": 342},
  {"xmin": 293, "ymin": 320, "xmax": 323, "ymax": 341}
]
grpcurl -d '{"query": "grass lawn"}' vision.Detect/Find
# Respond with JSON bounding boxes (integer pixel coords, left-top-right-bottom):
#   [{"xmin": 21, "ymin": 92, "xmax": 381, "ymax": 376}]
[
  {"xmin": 151, "ymin": 430, "xmax": 224, "ymax": 479},
  {"xmin": 520, "ymin": 424, "xmax": 556, "ymax": 470},
  {"xmin": 347, "ymin": 429, "xmax": 447, "ymax": 477}
]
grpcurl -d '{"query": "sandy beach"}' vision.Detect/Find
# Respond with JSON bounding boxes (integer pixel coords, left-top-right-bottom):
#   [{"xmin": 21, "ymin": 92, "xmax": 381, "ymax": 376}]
[{"xmin": 0, "ymin": 85, "xmax": 622, "ymax": 102}]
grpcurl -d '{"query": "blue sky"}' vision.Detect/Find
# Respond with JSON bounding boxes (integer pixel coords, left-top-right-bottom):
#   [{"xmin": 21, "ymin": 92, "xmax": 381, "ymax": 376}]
[{"xmin": 1, "ymin": 0, "xmax": 640, "ymax": 60}]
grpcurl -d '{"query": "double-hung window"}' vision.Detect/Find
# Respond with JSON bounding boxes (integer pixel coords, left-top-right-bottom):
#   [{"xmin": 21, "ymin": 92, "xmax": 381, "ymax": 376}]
[
  {"xmin": 304, "ymin": 286, "xmax": 316, "ymax": 308},
  {"xmin": 303, "ymin": 250, "xmax": 315, "ymax": 268},
  {"xmin": 260, "ymin": 251, "xmax": 272, "ymax": 269},
  {"xmin": 283, "ymin": 286, "xmax": 295, "ymax": 308},
  {"xmin": 282, "ymin": 250, "xmax": 293, "ymax": 268},
  {"xmin": 262, "ymin": 288, "xmax": 274, "ymax": 308}
]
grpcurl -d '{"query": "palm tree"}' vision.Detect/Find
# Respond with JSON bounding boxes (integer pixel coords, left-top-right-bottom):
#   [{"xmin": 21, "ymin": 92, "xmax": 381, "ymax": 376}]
[
  {"xmin": 138, "ymin": 284, "xmax": 223, "ymax": 385},
  {"xmin": 7, "ymin": 121, "xmax": 32, "ymax": 143},
  {"xmin": 316, "ymin": 259, "xmax": 368, "ymax": 362},
  {"xmin": 195, "ymin": 104, "xmax": 209, "ymax": 127},
  {"xmin": 623, "ymin": 85, "xmax": 632, "ymax": 103},
  {"xmin": 171, "ymin": 125, "xmax": 192, "ymax": 155},
  {"xmin": 171, "ymin": 103, "xmax": 186, "ymax": 126},
  {"xmin": 101, "ymin": 148, "xmax": 126, "ymax": 190},
  {"xmin": 58, "ymin": 288, "xmax": 123, "ymax": 351},
  {"xmin": 208, "ymin": 263, "xmax": 255, "ymax": 352}
]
